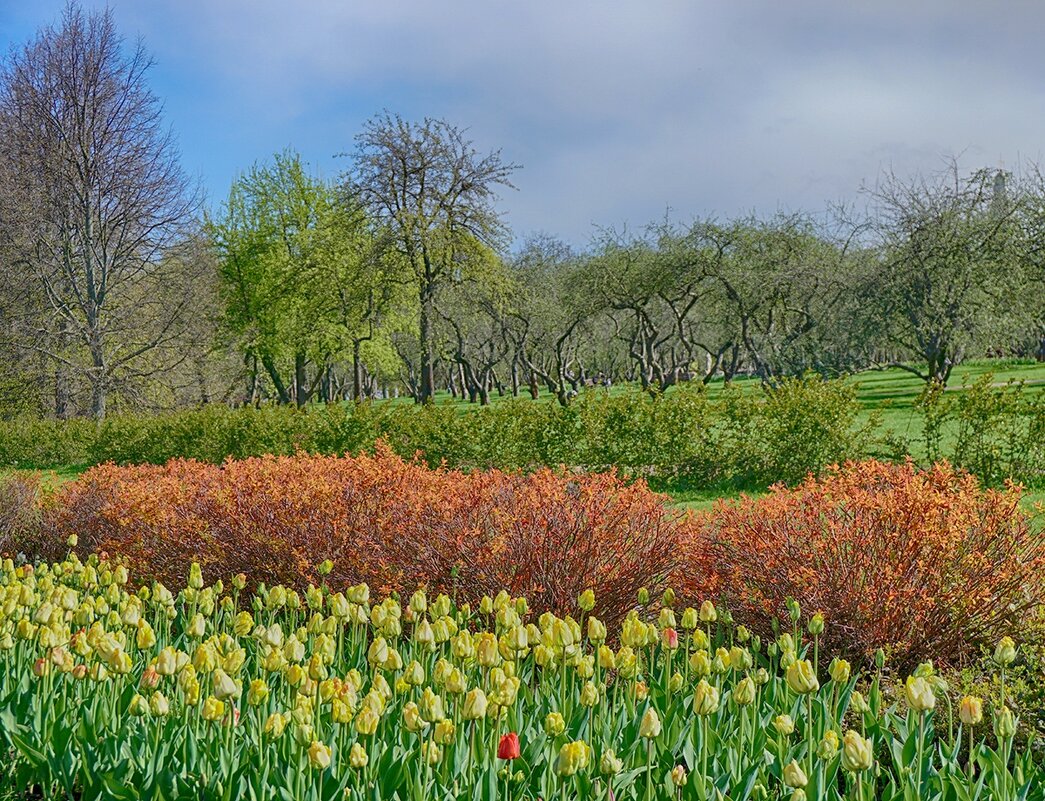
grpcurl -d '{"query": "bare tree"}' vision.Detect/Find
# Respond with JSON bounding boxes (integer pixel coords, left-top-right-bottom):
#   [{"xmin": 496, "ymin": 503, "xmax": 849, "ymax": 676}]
[
  {"xmin": 0, "ymin": 4, "xmax": 198, "ymax": 418},
  {"xmin": 347, "ymin": 113, "xmax": 518, "ymax": 402},
  {"xmin": 863, "ymin": 163, "xmax": 1025, "ymax": 385}
]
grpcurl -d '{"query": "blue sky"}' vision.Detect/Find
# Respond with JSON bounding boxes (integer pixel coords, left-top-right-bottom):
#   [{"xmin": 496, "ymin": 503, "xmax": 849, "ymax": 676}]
[{"xmin": 2, "ymin": 1, "xmax": 1043, "ymax": 246}]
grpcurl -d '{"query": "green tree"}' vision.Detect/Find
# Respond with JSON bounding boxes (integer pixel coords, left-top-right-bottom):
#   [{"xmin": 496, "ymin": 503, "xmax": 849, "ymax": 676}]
[{"xmin": 348, "ymin": 113, "xmax": 518, "ymax": 402}]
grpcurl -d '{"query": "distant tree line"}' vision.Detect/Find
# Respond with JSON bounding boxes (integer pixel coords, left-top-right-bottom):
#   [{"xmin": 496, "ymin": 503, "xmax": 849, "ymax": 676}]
[{"xmin": 2, "ymin": 5, "xmax": 1045, "ymax": 419}]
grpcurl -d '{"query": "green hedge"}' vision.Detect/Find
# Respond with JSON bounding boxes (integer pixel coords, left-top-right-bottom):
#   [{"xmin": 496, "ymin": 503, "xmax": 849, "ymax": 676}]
[
  {"xmin": 919, "ymin": 374, "xmax": 1045, "ymax": 487},
  {"xmin": 0, "ymin": 376, "xmax": 882, "ymax": 489}
]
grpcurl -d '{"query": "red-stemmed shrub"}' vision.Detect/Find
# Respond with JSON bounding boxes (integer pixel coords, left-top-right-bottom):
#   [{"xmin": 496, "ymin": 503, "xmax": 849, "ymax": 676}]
[
  {"xmin": 45, "ymin": 445, "xmax": 683, "ymax": 628},
  {"xmin": 0, "ymin": 472, "xmax": 44, "ymax": 556},
  {"xmin": 676, "ymin": 459, "xmax": 1045, "ymax": 667}
]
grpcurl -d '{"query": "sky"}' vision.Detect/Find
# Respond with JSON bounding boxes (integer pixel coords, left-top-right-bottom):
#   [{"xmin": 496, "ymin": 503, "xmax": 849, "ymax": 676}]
[{"xmin": 2, "ymin": 1, "xmax": 1043, "ymax": 246}]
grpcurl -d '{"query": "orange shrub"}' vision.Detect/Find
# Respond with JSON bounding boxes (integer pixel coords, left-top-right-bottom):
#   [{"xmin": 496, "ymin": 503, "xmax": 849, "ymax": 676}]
[
  {"xmin": 0, "ymin": 473, "xmax": 43, "ymax": 556},
  {"xmin": 677, "ymin": 460, "xmax": 1045, "ymax": 667},
  {"xmin": 45, "ymin": 446, "xmax": 683, "ymax": 628}
]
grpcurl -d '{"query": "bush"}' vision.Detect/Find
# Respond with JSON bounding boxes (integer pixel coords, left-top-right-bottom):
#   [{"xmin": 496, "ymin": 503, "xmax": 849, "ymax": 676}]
[
  {"xmin": 0, "ymin": 472, "xmax": 44, "ymax": 556},
  {"xmin": 0, "ymin": 378, "xmax": 874, "ymax": 491},
  {"xmin": 45, "ymin": 446, "xmax": 683, "ymax": 629},
  {"xmin": 678, "ymin": 459, "xmax": 1045, "ymax": 668}
]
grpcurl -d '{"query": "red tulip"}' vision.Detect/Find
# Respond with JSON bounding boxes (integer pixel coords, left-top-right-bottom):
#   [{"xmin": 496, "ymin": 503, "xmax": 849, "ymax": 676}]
[
  {"xmin": 497, "ymin": 732, "xmax": 521, "ymax": 760},
  {"xmin": 663, "ymin": 627, "xmax": 679, "ymax": 649}
]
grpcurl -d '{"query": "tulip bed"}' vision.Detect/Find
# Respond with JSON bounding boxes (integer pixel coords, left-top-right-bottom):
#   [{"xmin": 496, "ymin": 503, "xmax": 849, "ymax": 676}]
[{"xmin": 0, "ymin": 555, "xmax": 1040, "ymax": 801}]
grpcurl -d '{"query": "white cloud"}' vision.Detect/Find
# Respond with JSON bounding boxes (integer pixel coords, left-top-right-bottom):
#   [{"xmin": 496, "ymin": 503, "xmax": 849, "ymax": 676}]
[{"xmin": 9, "ymin": 0, "xmax": 1045, "ymax": 243}]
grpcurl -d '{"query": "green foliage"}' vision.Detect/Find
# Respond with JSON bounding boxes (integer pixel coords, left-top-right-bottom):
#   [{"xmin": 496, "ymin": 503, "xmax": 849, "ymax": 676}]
[
  {"xmin": 0, "ymin": 378, "xmax": 874, "ymax": 491},
  {"xmin": 917, "ymin": 374, "xmax": 1045, "ymax": 487}
]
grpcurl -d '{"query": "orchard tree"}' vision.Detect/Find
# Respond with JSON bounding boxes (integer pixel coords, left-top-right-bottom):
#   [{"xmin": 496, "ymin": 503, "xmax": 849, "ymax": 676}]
[
  {"xmin": 865, "ymin": 163, "xmax": 1025, "ymax": 385},
  {"xmin": 0, "ymin": 4, "xmax": 198, "ymax": 418},
  {"xmin": 347, "ymin": 113, "xmax": 518, "ymax": 403}
]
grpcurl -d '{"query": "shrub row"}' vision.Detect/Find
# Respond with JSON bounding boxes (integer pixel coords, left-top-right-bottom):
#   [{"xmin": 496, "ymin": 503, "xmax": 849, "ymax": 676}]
[
  {"xmin": 36, "ymin": 447, "xmax": 681, "ymax": 632},
  {"xmin": 682, "ymin": 460, "xmax": 1045, "ymax": 668},
  {"xmin": 3, "ymin": 453, "xmax": 1041, "ymax": 667},
  {"xmin": 920, "ymin": 374, "xmax": 1045, "ymax": 487},
  {"xmin": 0, "ymin": 376, "xmax": 874, "ymax": 489}
]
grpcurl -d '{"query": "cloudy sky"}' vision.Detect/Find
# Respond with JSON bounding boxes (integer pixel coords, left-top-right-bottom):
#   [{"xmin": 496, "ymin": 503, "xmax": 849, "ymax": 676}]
[{"xmin": 2, "ymin": 1, "xmax": 1042, "ymax": 245}]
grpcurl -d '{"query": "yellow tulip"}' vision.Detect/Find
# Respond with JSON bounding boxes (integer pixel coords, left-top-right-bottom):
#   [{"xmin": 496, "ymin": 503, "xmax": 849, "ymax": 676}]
[
  {"xmin": 829, "ymin": 657, "xmax": 851, "ymax": 684},
  {"xmin": 783, "ymin": 760, "xmax": 808, "ymax": 789},
  {"xmin": 354, "ymin": 705, "xmax": 380, "ymax": 736},
  {"xmin": 201, "ymin": 696, "xmax": 225, "ymax": 723},
  {"xmin": 904, "ymin": 676, "xmax": 936, "ymax": 713},
  {"xmin": 693, "ymin": 679, "xmax": 720, "ymax": 716},
  {"xmin": 959, "ymin": 696, "xmax": 983, "ymax": 726},
  {"xmin": 544, "ymin": 711, "xmax": 566, "ymax": 736},
  {"xmin": 733, "ymin": 676, "xmax": 756, "ymax": 706},
  {"xmin": 264, "ymin": 712, "xmax": 288, "ymax": 739},
  {"xmin": 433, "ymin": 719, "xmax": 455, "ymax": 745},
  {"xmin": 579, "ymin": 681, "xmax": 599, "ymax": 708},
  {"xmin": 556, "ymin": 740, "xmax": 591, "ymax": 776},
  {"xmin": 349, "ymin": 742, "xmax": 368, "ymax": 769},
  {"xmin": 786, "ymin": 660, "xmax": 819, "ymax": 695},
  {"xmin": 994, "ymin": 637, "xmax": 1016, "ymax": 667},
  {"xmin": 308, "ymin": 741, "xmax": 331, "ymax": 770},
  {"xmin": 639, "ymin": 707, "xmax": 661, "ymax": 739},
  {"xmin": 840, "ymin": 730, "xmax": 873, "ymax": 772}
]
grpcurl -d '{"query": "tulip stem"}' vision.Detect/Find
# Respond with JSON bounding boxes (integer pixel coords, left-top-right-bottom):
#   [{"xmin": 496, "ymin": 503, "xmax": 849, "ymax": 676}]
[
  {"xmin": 646, "ymin": 739, "xmax": 653, "ymax": 801},
  {"xmin": 915, "ymin": 713, "xmax": 925, "ymax": 800}
]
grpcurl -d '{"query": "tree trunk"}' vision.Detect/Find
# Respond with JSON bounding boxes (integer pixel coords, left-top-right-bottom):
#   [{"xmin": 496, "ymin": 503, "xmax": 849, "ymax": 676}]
[
  {"xmin": 418, "ymin": 281, "xmax": 435, "ymax": 403},
  {"xmin": 352, "ymin": 340, "xmax": 364, "ymax": 401},
  {"xmin": 261, "ymin": 353, "xmax": 290, "ymax": 404}
]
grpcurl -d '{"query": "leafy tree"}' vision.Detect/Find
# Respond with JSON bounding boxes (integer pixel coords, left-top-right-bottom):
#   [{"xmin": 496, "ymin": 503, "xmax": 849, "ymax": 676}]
[{"xmin": 348, "ymin": 113, "xmax": 518, "ymax": 402}]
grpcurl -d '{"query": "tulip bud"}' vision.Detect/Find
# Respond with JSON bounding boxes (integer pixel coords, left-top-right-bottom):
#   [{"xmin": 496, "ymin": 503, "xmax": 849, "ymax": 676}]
[
  {"xmin": 577, "ymin": 589, "xmax": 595, "ymax": 611},
  {"xmin": 402, "ymin": 702, "xmax": 424, "ymax": 733},
  {"xmin": 817, "ymin": 730, "xmax": 840, "ymax": 760},
  {"xmin": 840, "ymin": 730, "xmax": 873, "ymax": 772},
  {"xmin": 904, "ymin": 676, "xmax": 936, "ymax": 713},
  {"xmin": 462, "ymin": 688, "xmax": 488, "ymax": 720},
  {"xmin": 579, "ymin": 681, "xmax": 599, "ymax": 708},
  {"xmin": 994, "ymin": 706, "xmax": 1016, "ymax": 740},
  {"xmin": 828, "ymin": 658, "xmax": 850, "ymax": 684},
  {"xmin": 783, "ymin": 760, "xmax": 807, "ymax": 789},
  {"xmin": 959, "ymin": 695, "xmax": 983, "ymax": 726},
  {"xmin": 786, "ymin": 660, "xmax": 819, "ymax": 695},
  {"xmin": 599, "ymin": 748, "xmax": 623, "ymax": 776},
  {"xmin": 556, "ymin": 740, "xmax": 591, "ymax": 776},
  {"xmin": 670, "ymin": 764, "xmax": 688, "ymax": 788},
  {"xmin": 850, "ymin": 691, "xmax": 870, "ymax": 714},
  {"xmin": 544, "ymin": 711, "xmax": 566, "ymax": 737},
  {"xmin": 349, "ymin": 742, "xmax": 368, "ymax": 769},
  {"xmin": 128, "ymin": 693, "xmax": 149, "ymax": 717},
  {"xmin": 733, "ymin": 676, "xmax": 756, "ymax": 706},
  {"xmin": 680, "ymin": 607, "xmax": 698, "ymax": 630},
  {"xmin": 587, "ymin": 616, "xmax": 607, "ymax": 644},
  {"xmin": 773, "ymin": 714, "xmax": 795, "ymax": 735},
  {"xmin": 693, "ymin": 679, "xmax": 720, "ymax": 716},
  {"xmin": 149, "ymin": 692, "xmax": 170, "ymax": 717},
  {"xmin": 993, "ymin": 636, "xmax": 1017, "ymax": 667},
  {"xmin": 662, "ymin": 627, "xmax": 679, "ymax": 650},
  {"xmin": 698, "ymin": 600, "xmax": 716, "ymax": 623},
  {"xmin": 807, "ymin": 612, "xmax": 824, "ymax": 636},
  {"xmin": 201, "ymin": 696, "xmax": 225, "ymax": 722},
  {"xmin": 638, "ymin": 707, "xmax": 661, "ymax": 739},
  {"xmin": 434, "ymin": 719, "xmax": 455, "ymax": 745}
]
